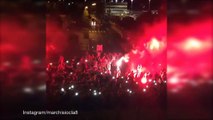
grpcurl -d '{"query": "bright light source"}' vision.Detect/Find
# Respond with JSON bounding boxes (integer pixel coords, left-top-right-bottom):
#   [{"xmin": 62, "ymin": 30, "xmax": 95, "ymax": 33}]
[
  {"xmin": 112, "ymin": 76, "xmax": 115, "ymax": 79},
  {"xmin": 75, "ymin": 92, "xmax": 79, "ymax": 96},
  {"xmin": 136, "ymin": 82, "xmax": 138, "ymax": 85},
  {"xmin": 123, "ymin": 55, "xmax": 129, "ymax": 63},
  {"xmin": 164, "ymin": 81, "xmax": 166, "ymax": 83},
  {"xmin": 91, "ymin": 21, "xmax": 96, "ymax": 27},
  {"xmin": 66, "ymin": 60, "xmax": 69, "ymax": 63},
  {"xmin": 116, "ymin": 59, "xmax": 122, "ymax": 67},
  {"xmin": 61, "ymin": 88, "xmax": 65, "ymax": 92},
  {"xmin": 121, "ymin": 76, "xmax": 124, "ymax": 79},
  {"xmin": 92, "ymin": 3, "xmax": 96, "ymax": 6},
  {"xmin": 68, "ymin": 2, "xmax": 70, "ymax": 5},
  {"xmin": 146, "ymin": 85, "xmax": 149, "ymax": 88},
  {"xmin": 70, "ymin": 72, "xmax": 73, "ymax": 75},
  {"xmin": 125, "ymin": 81, "xmax": 128, "ymax": 83},
  {"xmin": 180, "ymin": 37, "xmax": 208, "ymax": 53},
  {"xmin": 154, "ymin": 83, "xmax": 157, "ymax": 86},
  {"xmin": 49, "ymin": 63, "xmax": 53, "ymax": 66},
  {"xmin": 98, "ymin": 92, "xmax": 101, "ymax": 95},
  {"xmin": 94, "ymin": 92, "xmax": 97, "ymax": 96},
  {"xmin": 141, "ymin": 77, "xmax": 147, "ymax": 84},
  {"xmin": 85, "ymin": 59, "xmax": 88, "ymax": 62},
  {"xmin": 93, "ymin": 90, "xmax": 97, "ymax": 93},
  {"xmin": 149, "ymin": 38, "xmax": 160, "ymax": 50},
  {"xmin": 127, "ymin": 89, "xmax": 130, "ymax": 92},
  {"xmin": 149, "ymin": 79, "xmax": 152, "ymax": 82},
  {"xmin": 170, "ymin": 76, "xmax": 179, "ymax": 84},
  {"xmin": 77, "ymin": 62, "xmax": 80, "ymax": 65},
  {"xmin": 71, "ymin": 85, "xmax": 74, "ymax": 89},
  {"xmin": 143, "ymin": 88, "xmax": 146, "ymax": 92},
  {"xmin": 23, "ymin": 87, "xmax": 33, "ymax": 94},
  {"xmin": 129, "ymin": 90, "xmax": 132, "ymax": 94},
  {"xmin": 85, "ymin": 6, "xmax": 88, "ymax": 9}
]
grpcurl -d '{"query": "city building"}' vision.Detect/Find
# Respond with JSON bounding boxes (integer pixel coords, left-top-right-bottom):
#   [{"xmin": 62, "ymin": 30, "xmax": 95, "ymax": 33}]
[{"xmin": 105, "ymin": 2, "xmax": 129, "ymax": 17}]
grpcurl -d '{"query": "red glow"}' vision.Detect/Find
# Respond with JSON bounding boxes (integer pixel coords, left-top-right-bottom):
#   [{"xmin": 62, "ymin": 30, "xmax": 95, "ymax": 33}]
[
  {"xmin": 0, "ymin": 15, "xmax": 45, "ymax": 75},
  {"xmin": 149, "ymin": 38, "xmax": 160, "ymax": 50},
  {"xmin": 123, "ymin": 19, "xmax": 167, "ymax": 74},
  {"xmin": 46, "ymin": 18, "xmax": 69, "ymax": 60},
  {"xmin": 147, "ymin": 37, "xmax": 166, "ymax": 53},
  {"xmin": 178, "ymin": 37, "xmax": 211, "ymax": 54},
  {"xmin": 168, "ymin": 19, "xmax": 212, "ymax": 79},
  {"xmin": 167, "ymin": 18, "xmax": 212, "ymax": 92}
]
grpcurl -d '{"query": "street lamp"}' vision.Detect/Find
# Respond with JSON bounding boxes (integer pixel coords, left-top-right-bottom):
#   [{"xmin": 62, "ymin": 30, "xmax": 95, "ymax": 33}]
[
  {"xmin": 131, "ymin": 0, "xmax": 134, "ymax": 10},
  {"xmin": 92, "ymin": 3, "xmax": 96, "ymax": 6},
  {"xmin": 83, "ymin": 6, "xmax": 89, "ymax": 17},
  {"xmin": 148, "ymin": 0, "xmax": 151, "ymax": 11}
]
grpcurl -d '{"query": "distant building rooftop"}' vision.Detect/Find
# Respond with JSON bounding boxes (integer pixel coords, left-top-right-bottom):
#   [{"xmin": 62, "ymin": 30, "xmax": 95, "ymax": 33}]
[{"xmin": 105, "ymin": 2, "xmax": 129, "ymax": 17}]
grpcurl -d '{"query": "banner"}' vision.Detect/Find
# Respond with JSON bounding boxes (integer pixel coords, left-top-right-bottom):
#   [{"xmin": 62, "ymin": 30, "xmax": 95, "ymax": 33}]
[{"xmin": 96, "ymin": 44, "xmax": 103, "ymax": 52}]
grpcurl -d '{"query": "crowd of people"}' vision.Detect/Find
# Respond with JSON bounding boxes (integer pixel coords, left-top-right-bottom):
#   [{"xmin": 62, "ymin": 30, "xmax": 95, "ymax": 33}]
[{"xmin": 47, "ymin": 52, "xmax": 167, "ymax": 98}]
